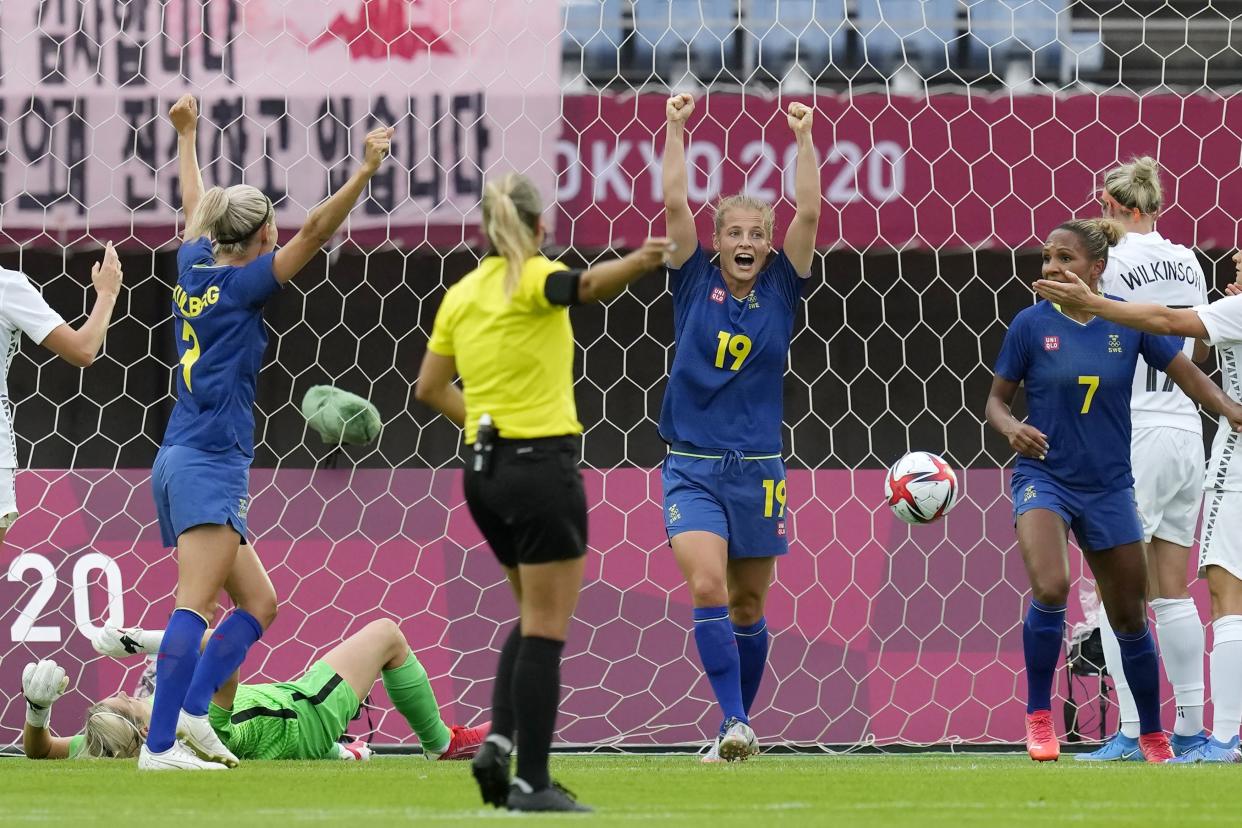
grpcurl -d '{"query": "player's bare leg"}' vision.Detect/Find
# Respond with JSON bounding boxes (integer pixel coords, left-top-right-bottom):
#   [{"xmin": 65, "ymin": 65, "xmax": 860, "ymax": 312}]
[{"xmin": 1015, "ymin": 509, "xmax": 1069, "ymax": 761}]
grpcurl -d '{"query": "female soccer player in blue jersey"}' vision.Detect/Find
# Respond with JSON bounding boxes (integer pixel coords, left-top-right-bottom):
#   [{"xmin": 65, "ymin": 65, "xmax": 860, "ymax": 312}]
[
  {"xmin": 139, "ymin": 95, "xmax": 393, "ymax": 771},
  {"xmin": 986, "ymin": 218, "xmax": 1242, "ymax": 763},
  {"xmin": 659, "ymin": 93, "xmax": 821, "ymax": 762}
]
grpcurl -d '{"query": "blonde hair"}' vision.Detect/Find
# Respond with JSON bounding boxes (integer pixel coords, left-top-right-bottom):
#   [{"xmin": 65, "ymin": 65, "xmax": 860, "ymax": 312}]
[
  {"xmin": 185, "ymin": 184, "xmax": 274, "ymax": 259},
  {"xmin": 1055, "ymin": 218, "xmax": 1126, "ymax": 263},
  {"xmin": 1102, "ymin": 156, "xmax": 1163, "ymax": 215},
  {"xmin": 482, "ymin": 173, "xmax": 542, "ymax": 298},
  {"xmin": 713, "ymin": 194, "xmax": 775, "ymax": 239},
  {"xmin": 82, "ymin": 701, "xmax": 144, "ymax": 759}
]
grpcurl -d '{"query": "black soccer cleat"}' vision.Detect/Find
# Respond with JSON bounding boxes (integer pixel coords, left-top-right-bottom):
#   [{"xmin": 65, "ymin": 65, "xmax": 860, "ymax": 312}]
[
  {"xmin": 470, "ymin": 740, "xmax": 511, "ymax": 808},
  {"xmin": 506, "ymin": 780, "xmax": 593, "ymax": 813}
]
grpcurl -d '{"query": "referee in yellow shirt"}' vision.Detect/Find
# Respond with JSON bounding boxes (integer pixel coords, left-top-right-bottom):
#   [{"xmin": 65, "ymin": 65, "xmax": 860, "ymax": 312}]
[{"xmin": 415, "ymin": 172, "xmax": 671, "ymax": 813}]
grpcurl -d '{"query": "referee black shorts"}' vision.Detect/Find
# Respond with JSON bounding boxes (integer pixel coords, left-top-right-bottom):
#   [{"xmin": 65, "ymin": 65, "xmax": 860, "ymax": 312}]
[{"xmin": 463, "ymin": 434, "xmax": 588, "ymax": 568}]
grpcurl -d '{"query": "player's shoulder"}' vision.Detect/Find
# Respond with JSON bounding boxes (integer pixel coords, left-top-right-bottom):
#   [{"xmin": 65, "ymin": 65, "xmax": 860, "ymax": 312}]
[
  {"xmin": 1009, "ymin": 300, "xmax": 1051, "ymax": 327},
  {"xmin": 177, "ymin": 236, "xmax": 215, "ymax": 269}
]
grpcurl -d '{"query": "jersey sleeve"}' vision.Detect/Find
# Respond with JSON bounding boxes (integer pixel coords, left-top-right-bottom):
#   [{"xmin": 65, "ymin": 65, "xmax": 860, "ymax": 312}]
[
  {"xmin": 1195, "ymin": 296, "xmax": 1242, "ymax": 348},
  {"xmin": 425, "ymin": 286, "xmax": 461, "ymax": 357},
  {"xmin": 67, "ymin": 733, "xmax": 86, "ymax": 758},
  {"xmin": 667, "ymin": 243, "xmax": 711, "ymax": 301},
  {"xmin": 176, "ymin": 237, "xmax": 215, "ymax": 270},
  {"xmin": 1138, "ymin": 330, "xmax": 1183, "ymax": 371},
  {"xmin": 767, "ymin": 249, "xmax": 804, "ymax": 311},
  {"xmin": 521, "ymin": 256, "xmax": 569, "ymax": 311},
  {"xmin": 0, "ymin": 270, "xmax": 66, "ymax": 345},
  {"xmin": 993, "ymin": 312, "xmax": 1030, "ymax": 382},
  {"xmin": 230, "ymin": 252, "xmax": 281, "ymax": 308}
]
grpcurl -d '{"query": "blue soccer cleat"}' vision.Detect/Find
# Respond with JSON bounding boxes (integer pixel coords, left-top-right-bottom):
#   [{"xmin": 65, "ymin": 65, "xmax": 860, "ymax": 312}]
[
  {"xmin": 1074, "ymin": 732, "xmax": 1143, "ymax": 762},
  {"xmin": 1168, "ymin": 735, "xmax": 1241, "ymax": 764},
  {"xmin": 1171, "ymin": 730, "xmax": 1210, "ymax": 757}
]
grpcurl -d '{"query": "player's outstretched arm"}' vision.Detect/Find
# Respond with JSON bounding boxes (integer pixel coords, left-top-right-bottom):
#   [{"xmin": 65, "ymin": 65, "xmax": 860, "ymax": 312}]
[
  {"xmin": 985, "ymin": 375, "xmax": 1049, "ymax": 460},
  {"xmin": 40, "ymin": 242, "xmax": 123, "ymax": 368},
  {"xmin": 169, "ymin": 95, "xmax": 204, "ymax": 240},
  {"xmin": 1165, "ymin": 353, "xmax": 1242, "ymax": 432},
  {"xmin": 1033, "ymin": 270, "xmax": 1207, "ymax": 338},
  {"xmin": 272, "ymin": 126, "xmax": 394, "ymax": 284},
  {"xmin": 577, "ymin": 238, "xmax": 676, "ymax": 303},
  {"xmin": 22, "ymin": 660, "xmax": 72, "ymax": 760},
  {"xmin": 781, "ymin": 102, "xmax": 821, "ymax": 277},
  {"xmin": 414, "ymin": 352, "xmax": 466, "ymax": 428},
  {"xmin": 662, "ymin": 94, "xmax": 698, "ymax": 268}
]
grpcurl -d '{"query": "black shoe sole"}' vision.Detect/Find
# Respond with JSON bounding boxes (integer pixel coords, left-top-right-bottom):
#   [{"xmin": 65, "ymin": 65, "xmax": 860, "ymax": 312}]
[{"xmin": 470, "ymin": 753, "xmax": 509, "ymax": 808}]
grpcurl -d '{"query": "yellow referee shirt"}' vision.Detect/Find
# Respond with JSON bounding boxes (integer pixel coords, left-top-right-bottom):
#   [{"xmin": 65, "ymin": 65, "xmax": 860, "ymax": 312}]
[{"xmin": 426, "ymin": 255, "xmax": 583, "ymax": 444}]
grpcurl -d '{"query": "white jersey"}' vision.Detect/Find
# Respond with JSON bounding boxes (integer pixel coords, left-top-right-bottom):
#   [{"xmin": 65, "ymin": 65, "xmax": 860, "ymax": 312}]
[
  {"xmin": 1195, "ymin": 294, "xmax": 1242, "ymax": 491},
  {"xmin": 0, "ymin": 268, "xmax": 66, "ymax": 468},
  {"xmin": 1100, "ymin": 231, "xmax": 1208, "ymax": 433}
]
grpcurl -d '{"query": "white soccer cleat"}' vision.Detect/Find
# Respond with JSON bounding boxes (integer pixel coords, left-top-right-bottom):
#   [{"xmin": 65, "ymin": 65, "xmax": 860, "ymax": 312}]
[
  {"xmin": 177, "ymin": 710, "xmax": 239, "ymax": 768},
  {"xmin": 700, "ymin": 737, "xmax": 723, "ymax": 764},
  {"xmin": 138, "ymin": 741, "xmax": 228, "ymax": 771},
  {"xmin": 91, "ymin": 625, "xmax": 149, "ymax": 658},
  {"xmin": 717, "ymin": 718, "xmax": 758, "ymax": 762}
]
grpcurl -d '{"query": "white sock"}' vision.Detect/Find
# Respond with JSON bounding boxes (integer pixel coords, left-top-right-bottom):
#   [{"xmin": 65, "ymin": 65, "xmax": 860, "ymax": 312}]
[
  {"xmin": 1099, "ymin": 606, "xmax": 1141, "ymax": 739},
  {"xmin": 1152, "ymin": 597, "xmax": 1206, "ymax": 736},
  {"xmin": 1211, "ymin": 616, "xmax": 1242, "ymax": 742}
]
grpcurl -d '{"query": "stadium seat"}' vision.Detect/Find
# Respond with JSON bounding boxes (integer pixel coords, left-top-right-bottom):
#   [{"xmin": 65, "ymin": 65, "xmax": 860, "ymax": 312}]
[
  {"xmin": 563, "ymin": 0, "xmax": 626, "ymax": 80},
  {"xmin": 746, "ymin": 0, "xmax": 847, "ymax": 81},
  {"xmin": 854, "ymin": 0, "xmax": 959, "ymax": 77},
  {"xmin": 965, "ymin": 0, "xmax": 1065, "ymax": 78}
]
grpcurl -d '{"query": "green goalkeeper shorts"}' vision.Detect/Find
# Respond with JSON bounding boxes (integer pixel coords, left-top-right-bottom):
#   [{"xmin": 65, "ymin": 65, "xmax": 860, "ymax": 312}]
[{"xmin": 209, "ymin": 660, "xmax": 361, "ymax": 760}]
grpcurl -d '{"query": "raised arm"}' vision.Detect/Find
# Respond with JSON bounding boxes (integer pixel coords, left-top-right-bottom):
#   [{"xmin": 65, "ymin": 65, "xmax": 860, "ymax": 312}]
[
  {"xmin": 662, "ymin": 94, "xmax": 698, "ymax": 268},
  {"xmin": 169, "ymin": 95, "xmax": 203, "ymax": 240},
  {"xmin": 1165, "ymin": 353, "xmax": 1242, "ymax": 432},
  {"xmin": 39, "ymin": 242, "xmax": 123, "ymax": 368},
  {"xmin": 780, "ymin": 102, "xmax": 821, "ymax": 277},
  {"xmin": 1033, "ymin": 270, "xmax": 1209, "ymax": 338},
  {"xmin": 577, "ymin": 238, "xmax": 674, "ymax": 303},
  {"xmin": 22, "ymin": 660, "xmax": 73, "ymax": 760},
  {"xmin": 272, "ymin": 126, "xmax": 393, "ymax": 284},
  {"xmin": 985, "ymin": 375, "xmax": 1049, "ymax": 460}
]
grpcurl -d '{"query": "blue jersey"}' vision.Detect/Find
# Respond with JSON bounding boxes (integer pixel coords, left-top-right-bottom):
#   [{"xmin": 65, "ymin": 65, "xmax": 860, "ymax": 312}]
[
  {"xmin": 162, "ymin": 238, "xmax": 281, "ymax": 455},
  {"xmin": 658, "ymin": 245, "xmax": 803, "ymax": 454},
  {"xmin": 995, "ymin": 299, "xmax": 1182, "ymax": 492}
]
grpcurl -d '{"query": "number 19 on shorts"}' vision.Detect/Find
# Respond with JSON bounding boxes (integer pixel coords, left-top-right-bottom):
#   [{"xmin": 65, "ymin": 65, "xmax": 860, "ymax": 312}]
[{"xmin": 762, "ymin": 478, "xmax": 786, "ymax": 518}]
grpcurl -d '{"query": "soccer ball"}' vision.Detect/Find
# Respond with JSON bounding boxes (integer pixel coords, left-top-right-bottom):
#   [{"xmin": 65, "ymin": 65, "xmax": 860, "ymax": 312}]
[{"xmin": 885, "ymin": 451, "xmax": 959, "ymax": 525}]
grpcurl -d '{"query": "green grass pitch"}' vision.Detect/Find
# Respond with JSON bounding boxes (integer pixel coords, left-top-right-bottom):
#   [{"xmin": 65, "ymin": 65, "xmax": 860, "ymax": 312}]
[{"xmin": 1, "ymin": 753, "xmax": 1237, "ymax": 826}]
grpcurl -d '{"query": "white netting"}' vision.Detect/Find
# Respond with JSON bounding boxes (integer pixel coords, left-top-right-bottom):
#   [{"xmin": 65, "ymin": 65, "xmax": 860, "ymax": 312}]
[{"xmin": 2, "ymin": 0, "xmax": 1240, "ymax": 751}]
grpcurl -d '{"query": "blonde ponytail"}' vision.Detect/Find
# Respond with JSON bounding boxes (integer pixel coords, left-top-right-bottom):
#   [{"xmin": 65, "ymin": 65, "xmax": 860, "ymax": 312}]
[
  {"xmin": 1056, "ymin": 217, "xmax": 1126, "ymax": 262},
  {"xmin": 184, "ymin": 184, "xmax": 274, "ymax": 259},
  {"xmin": 482, "ymin": 173, "xmax": 542, "ymax": 297},
  {"xmin": 1102, "ymin": 156, "xmax": 1163, "ymax": 215}
]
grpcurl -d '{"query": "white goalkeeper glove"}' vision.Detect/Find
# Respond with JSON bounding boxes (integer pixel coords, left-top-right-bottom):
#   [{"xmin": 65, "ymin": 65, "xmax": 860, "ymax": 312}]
[
  {"xmin": 22, "ymin": 659, "xmax": 69, "ymax": 729},
  {"xmin": 335, "ymin": 739, "xmax": 373, "ymax": 761},
  {"xmin": 91, "ymin": 624, "xmax": 160, "ymax": 658}
]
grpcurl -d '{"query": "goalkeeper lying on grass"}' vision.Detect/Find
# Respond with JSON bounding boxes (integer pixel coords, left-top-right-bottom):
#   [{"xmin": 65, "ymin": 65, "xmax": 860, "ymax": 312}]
[{"xmin": 22, "ymin": 618, "xmax": 486, "ymax": 765}]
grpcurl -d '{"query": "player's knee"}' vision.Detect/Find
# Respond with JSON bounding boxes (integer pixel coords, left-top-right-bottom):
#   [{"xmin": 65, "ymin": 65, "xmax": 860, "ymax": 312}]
[
  {"xmin": 1030, "ymin": 577, "xmax": 1069, "ymax": 608},
  {"xmin": 367, "ymin": 617, "xmax": 405, "ymax": 651},
  {"xmin": 241, "ymin": 594, "xmax": 277, "ymax": 630},
  {"xmin": 728, "ymin": 593, "xmax": 764, "ymax": 626},
  {"xmin": 1108, "ymin": 602, "xmax": 1148, "ymax": 635},
  {"xmin": 687, "ymin": 574, "xmax": 727, "ymax": 608}
]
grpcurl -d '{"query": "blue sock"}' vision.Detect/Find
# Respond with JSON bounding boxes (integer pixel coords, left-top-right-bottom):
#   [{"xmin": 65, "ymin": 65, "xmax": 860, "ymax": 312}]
[
  {"xmin": 693, "ymin": 606, "xmax": 746, "ymax": 729},
  {"xmin": 146, "ymin": 608, "xmax": 208, "ymax": 752},
  {"xmin": 1023, "ymin": 600, "xmax": 1066, "ymax": 714},
  {"xmin": 183, "ymin": 609, "xmax": 264, "ymax": 717},
  {"xmin": 1115, "ymin": 625, "xmax": 1163, "ymax": 735},
  {"xmin": 733, "ymin": 618, "xmax": 769, "ymax": 717}
]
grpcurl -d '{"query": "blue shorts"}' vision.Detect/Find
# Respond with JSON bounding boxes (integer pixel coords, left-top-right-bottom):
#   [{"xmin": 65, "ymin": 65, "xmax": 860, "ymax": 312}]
[
  {"xmin": 152, "ymin": 444, "xmax": 252, "ymax": 548},
  {"xmin": 1011, "ymin": 472, "xmax": 1142, "ymax": 553},
  {"xmin": 661, "ymin": 447, "xmax": 788, "ymax": 559}
]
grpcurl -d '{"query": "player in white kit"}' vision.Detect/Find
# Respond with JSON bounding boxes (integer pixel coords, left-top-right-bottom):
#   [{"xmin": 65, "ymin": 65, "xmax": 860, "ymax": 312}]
[
  {"xmin": 1036, "ymin": 249, "xmax": 1242, "ymax": 764},
  {"xmin": 1076, "ymin": 158, "xmax": 1211, "ymax": 761},
  {"xmin": 0, "ymin": 244, "xmax": 123, "ymax": 544}
]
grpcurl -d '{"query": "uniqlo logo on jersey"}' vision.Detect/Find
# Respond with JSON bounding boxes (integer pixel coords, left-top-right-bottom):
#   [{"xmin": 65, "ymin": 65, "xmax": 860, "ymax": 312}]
[
  {"xmin": 776, "ymin": 521, "xmax": 786, "ymax": 537},
  {"xmin": 1043, "ymin": 336, "xmax": 1059, "ymax": 351},
  {"xmin": 710, "ymin": 287, "xmax": 726, "ymax": 304}
]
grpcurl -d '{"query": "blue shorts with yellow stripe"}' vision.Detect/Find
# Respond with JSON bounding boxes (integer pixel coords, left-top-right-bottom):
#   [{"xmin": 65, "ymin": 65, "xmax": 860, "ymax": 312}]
[{"xmin": 661, "ymin": 443, "xmax": 789, "ymax": 559}]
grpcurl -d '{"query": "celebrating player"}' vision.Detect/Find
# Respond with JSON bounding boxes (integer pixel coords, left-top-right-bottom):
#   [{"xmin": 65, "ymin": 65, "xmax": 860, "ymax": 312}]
[
  {"xmin": 658, "ymin": 93, "xmax": 821, "ymax": 762},
  {"xmin": 21, "ymin": 619, "xmax": 485, "ymax": 762},
  {"xmin": 0, "ymin": 243, "xmax": 123, "ymax": 542},
  {"xmin": 416, "ymin": 172, "xmax": 673, "ymax": 811},
  {"xmin": 987, "ymin": 218, "xmax": 1242, "ymax": 763},
  {"xmin": 1077, "ymin": 158, "xmax": 1210, "ymax": 761},
  {"xmin": 141, "ymin": 94, "xmax": 393, "ymax": 771},
  {"xmin": 1035, "ymin": 249, "xmax": 1242, "ymax": 762}
]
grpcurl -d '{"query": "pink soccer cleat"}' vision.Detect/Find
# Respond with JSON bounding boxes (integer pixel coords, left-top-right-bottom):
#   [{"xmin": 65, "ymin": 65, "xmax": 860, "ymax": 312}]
[
  {"xmin": 430, "ymin": 722, "xmax": 489, "ymax": 761},
  {"xmin": 1139, "ymin": 732, "xmax": 1174, "ymax": 763},
  {"xmin": 1025, "ymin": 711, "xmax": 1060, "ymax": 762}
]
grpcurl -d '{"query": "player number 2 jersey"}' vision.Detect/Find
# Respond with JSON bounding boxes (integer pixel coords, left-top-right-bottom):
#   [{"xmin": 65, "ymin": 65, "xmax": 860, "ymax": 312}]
[
  {"xmin": 657, "ymin": 245, "xmax": 803, "ymax": 454},
  {"xmin": 1099, "ymin": 231, "xmax": 1208, "ymax": 433},
  {"xmin": 995, "ymin": 299, "xmax": 1182, "ymax": 491}
]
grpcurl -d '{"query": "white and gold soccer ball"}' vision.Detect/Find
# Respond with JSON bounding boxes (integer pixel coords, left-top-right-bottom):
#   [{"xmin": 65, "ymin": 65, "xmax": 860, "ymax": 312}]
[{"xmin": 884, "ymin": 451, "xmax": 959, "ymax": 525}]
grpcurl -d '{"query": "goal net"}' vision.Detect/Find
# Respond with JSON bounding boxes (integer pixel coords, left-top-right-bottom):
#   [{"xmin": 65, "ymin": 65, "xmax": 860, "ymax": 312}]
[{"xmin": 1, "ymin": 0, "xmax": 1239, "ymax": 750}]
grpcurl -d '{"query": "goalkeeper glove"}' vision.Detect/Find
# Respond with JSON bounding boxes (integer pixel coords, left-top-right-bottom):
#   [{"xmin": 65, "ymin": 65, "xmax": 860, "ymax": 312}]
[{"xmin": 22, "ymin": 659, "xmax": 68, "ymax": 729}]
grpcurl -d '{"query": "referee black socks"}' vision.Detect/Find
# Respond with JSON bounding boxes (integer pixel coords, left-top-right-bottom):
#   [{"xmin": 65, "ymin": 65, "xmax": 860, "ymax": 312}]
[{"xmin": 512, "ymin": 635, "xmax": 565, "ymax": 792}]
